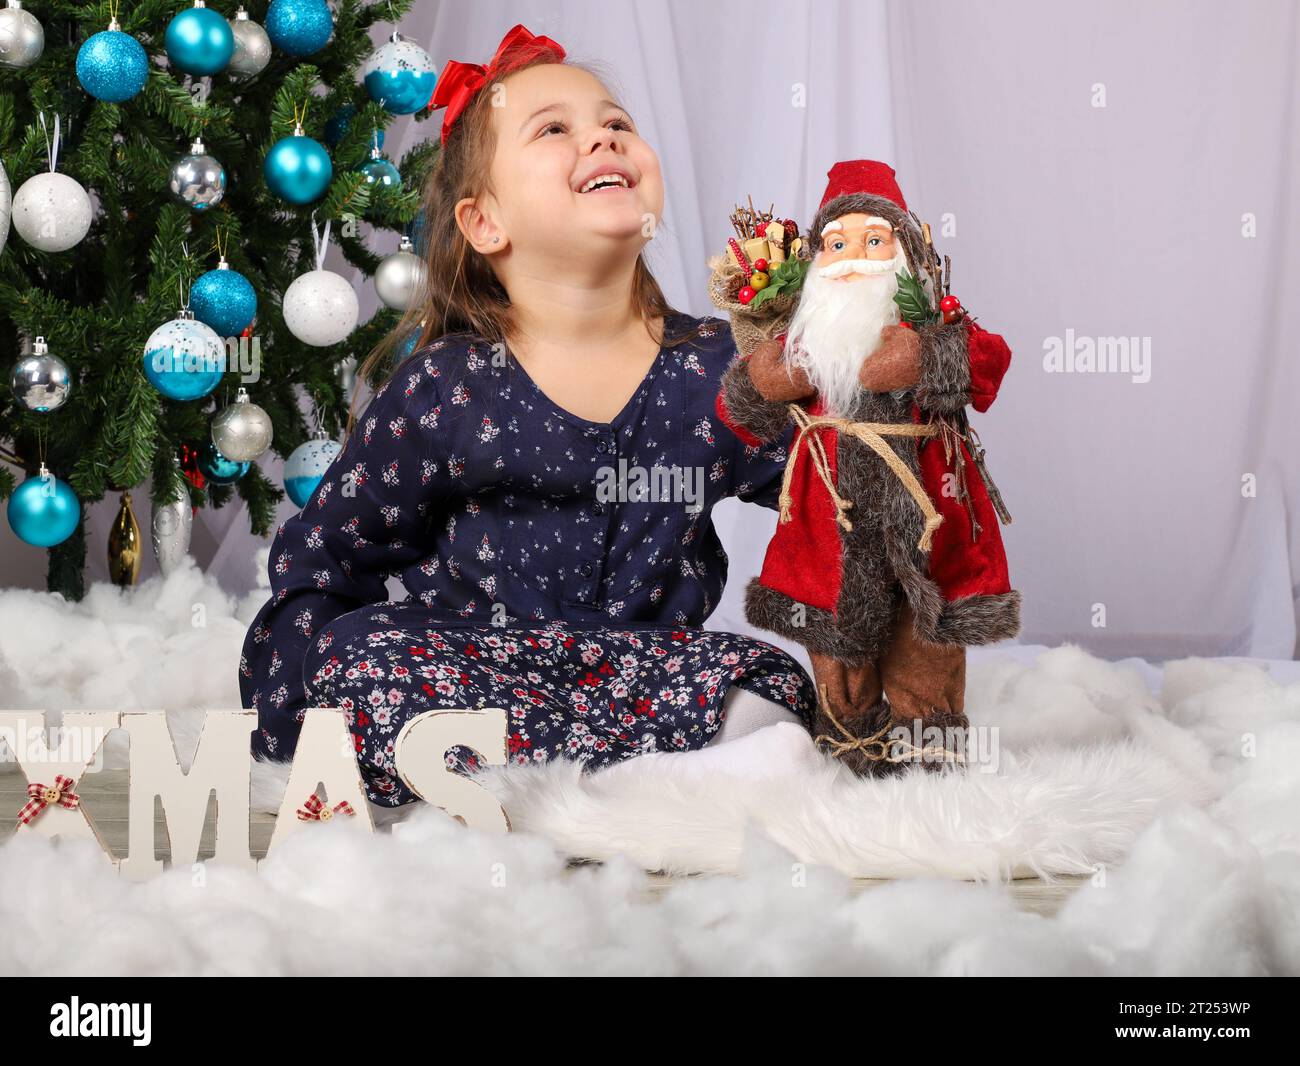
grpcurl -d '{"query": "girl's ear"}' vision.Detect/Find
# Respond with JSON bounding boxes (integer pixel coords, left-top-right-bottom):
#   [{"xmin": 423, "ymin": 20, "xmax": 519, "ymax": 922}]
[{"xmin": 455, "ymin": 197, "xmax": 508, "ymax": 254}]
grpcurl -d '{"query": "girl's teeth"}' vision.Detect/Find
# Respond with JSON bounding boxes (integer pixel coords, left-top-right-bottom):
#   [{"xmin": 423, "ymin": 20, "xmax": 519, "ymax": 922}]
[{"xmin": 580, "ymin": 174, "xmax": 629, "ymax": 192}]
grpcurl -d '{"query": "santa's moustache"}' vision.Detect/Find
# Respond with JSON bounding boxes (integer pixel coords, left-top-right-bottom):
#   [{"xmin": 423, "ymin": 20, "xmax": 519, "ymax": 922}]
[{"xmin": 783, "ymin": 252, "xmax": 905, "ymax": 417}]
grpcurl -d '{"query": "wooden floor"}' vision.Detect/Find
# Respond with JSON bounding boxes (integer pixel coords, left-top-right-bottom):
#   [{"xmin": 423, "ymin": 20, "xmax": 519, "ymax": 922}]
[{"xmin": 0, "ymin": 769, "xmax": 1087, "ymax": 916}]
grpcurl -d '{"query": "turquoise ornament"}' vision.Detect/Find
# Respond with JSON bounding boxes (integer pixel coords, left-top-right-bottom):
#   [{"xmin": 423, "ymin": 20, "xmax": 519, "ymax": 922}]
[
  {"xmin": 358, "ymin": 143, "xmax": 401, "ymax": 188},
  {"xmin": 143, "ymin": 310, "xmax": 225, "ymax": 401},
  {"xmin": 264, "ymin": 122, "xmax": 332, "ymax": 204},
  {"xmin": 165, "ymin": 1, "xmax": 234, "ymax": 76},
  {"xmin": 283, "ymin": 431, "xmax": 342, "ymax": 508},
  {"xmin": 7, "ymin": 463, "xmax": 80, "ymax": 547},
  {"xmin": 76, "ymin": 20, "xmax": 149, "ymax": 102},
  {"xmin": 190, "ymin": 256, "xmax": 257, "ymax": 338},
  {"xmin": 265, "ymin": 0, "xmax": 333, "ymax": 57},
  {"xmin": 362, "ymin": 32, "xmax": 437, "ymax": 116},
  {"xmin": 198, "ymin": 440, "xmax": 249, "ymax": 484}
]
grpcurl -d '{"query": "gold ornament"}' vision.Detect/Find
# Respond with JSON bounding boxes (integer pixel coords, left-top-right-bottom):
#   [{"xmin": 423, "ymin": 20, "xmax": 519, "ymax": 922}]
[{"xmin": 108, "ymin": 490, "xmax": 142, "ymax": 586}]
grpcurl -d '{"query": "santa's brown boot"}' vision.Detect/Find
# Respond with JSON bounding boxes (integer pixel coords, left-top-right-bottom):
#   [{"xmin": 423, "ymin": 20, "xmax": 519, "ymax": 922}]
[
  {"xmin": 806, "ymin": 651, "xmax": 900, "ymax": 778},
  {"xmin": 879, "ymin": 602, "xmax": 970, "ymax": 774}
]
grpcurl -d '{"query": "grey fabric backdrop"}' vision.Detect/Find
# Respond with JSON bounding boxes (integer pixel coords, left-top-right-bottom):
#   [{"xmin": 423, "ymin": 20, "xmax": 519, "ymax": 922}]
[{"xmin": 3, "ymin": 0, "xmax": 1296, "ymax": 662}]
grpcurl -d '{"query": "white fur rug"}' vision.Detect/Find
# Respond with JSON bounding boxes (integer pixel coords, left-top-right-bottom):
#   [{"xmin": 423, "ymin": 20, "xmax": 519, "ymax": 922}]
[{"xmin": 1, "ymin": 557, "xmax": 1297, "ymax": 975}]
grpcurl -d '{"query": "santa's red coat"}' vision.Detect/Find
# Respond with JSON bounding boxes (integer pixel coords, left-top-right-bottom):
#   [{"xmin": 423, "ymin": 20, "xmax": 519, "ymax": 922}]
[{"xmin": 716, "ymin": 322, "xmax": 1014, "ymax": 620}]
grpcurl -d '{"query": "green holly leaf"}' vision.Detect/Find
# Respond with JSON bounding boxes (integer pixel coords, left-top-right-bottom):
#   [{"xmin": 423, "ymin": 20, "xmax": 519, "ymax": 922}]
[
  {"xmin": 748, "ymin": 255, "xmax": 808, "ymax": 309},
  {"xmin": 894, "ymin": 269, "xmax": 940, "ymax": 327}
]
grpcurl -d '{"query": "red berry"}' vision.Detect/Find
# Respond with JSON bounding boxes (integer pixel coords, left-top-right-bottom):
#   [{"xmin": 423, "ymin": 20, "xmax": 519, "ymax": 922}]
[
  {"xmin": 939, "ymin": 294, "xmax": 961, "ymax": 313},
  {"xmin": 737, "ymin": 285, "xmax": 757, "ymax": 305},
  {"xmin": 897, "ymin": 320, "xmax": 914, "ymax": 331},
  {"xmin": 753, "ymin": 258, "xmax": 769, "ymax": 273}
]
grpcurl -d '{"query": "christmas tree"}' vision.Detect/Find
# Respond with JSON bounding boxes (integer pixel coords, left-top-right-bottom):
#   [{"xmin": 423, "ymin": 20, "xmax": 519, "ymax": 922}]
[{"xmin": 0, "ymin": 0, "xmax": 437, "ymax": 599}]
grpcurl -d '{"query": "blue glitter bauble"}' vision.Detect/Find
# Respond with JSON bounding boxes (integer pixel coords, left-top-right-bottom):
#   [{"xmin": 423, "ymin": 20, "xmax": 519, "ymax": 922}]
[
  {"xmin": 143, "ymin": 315, "xmax": 225, "ymax": 401},
  {"xmin": 76, "ymin": 29, "xmax": 149, "ymax": 103},
  {"xmin": 283, "ymin": 436, "xmax": 342, "ymax": 508},
  {"xmin": 265, "ymin": 0, "xmax": 333, "ymax": 57},
  {"xmin": 7, "ymin": 471, "xmax": 80, "ymax": 547},
  {"xmin": 358, "ymin": 155, "xmax": 401, "ymax": 189},
  {"xmin": 199, "ymin": 440, "xmax": 249, "ymax": 484},
  {"xmin": 324, "ymin": 105, "xmax": 384, "ymax": 149},
  {"xmin": 397, "ymin": 328, "xmax": 421, "ymax": 360},
  {"xmin": 190, "ymin": 265, "xmax": 257, "ymax": 338},
  {"xmin": 362, "ymin": 36, "xmax": 438, "ymax": 115},
  {"xmin": 264, "ymin": 134, "xmax": 332, "ymax": 204},
  {"xmin": 164, "ymin": 5, "xmax": 235, "ymax": 76}
]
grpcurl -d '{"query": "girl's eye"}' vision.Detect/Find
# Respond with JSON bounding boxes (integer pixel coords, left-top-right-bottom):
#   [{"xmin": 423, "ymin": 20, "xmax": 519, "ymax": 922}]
[{"xmin": 540, "ymin": 118, "xmax": 633, "ymax": 136}]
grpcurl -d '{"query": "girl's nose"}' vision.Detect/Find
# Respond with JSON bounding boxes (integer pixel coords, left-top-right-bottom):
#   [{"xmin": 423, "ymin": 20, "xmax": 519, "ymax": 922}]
[{"xmin": 587, "ymin": 129, "xmax": 620, "ymax": 154}]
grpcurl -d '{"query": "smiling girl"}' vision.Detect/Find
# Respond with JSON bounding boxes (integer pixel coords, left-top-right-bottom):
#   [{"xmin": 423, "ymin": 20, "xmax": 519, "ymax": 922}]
[{"xmin": 238, "ymin": 24, "xmax": 818, "ymax": 808}]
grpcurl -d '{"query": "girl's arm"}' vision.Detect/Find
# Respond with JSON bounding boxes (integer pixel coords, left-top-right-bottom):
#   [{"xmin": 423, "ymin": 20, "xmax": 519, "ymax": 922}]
[{"xmin": 238, "ymin": 354, "xmax": 450, "ymax": 758}]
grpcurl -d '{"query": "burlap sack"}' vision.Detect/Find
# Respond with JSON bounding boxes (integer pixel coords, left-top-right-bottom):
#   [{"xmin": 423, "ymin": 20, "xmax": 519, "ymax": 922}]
[{"xmin": 706, "ymin": 252, "xmax": 807, "ymax": 358}]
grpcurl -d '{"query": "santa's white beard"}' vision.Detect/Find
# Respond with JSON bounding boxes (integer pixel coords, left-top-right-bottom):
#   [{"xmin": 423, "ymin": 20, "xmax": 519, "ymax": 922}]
[{"xmin": 784, "ymin": 253, "xmax": 904, "ymax": 417}]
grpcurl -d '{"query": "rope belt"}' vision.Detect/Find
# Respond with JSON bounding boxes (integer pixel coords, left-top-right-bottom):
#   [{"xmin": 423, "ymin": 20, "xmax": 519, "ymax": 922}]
[{"xmin": 777, "ymin": 404, "xmax": 944, "ymax": 552}]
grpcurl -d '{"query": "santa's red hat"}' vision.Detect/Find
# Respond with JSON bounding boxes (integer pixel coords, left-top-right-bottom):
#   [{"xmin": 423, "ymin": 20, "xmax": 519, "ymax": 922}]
[{"xmin": 818, "ymin": 160, "xmax": 907, "ymax": 214}]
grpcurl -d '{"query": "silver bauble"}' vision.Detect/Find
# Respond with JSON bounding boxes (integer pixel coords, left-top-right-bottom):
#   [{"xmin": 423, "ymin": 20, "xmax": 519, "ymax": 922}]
[
  {"xmin": 151, "ymin": 479, "xmax": 193, "ymax": 576},
  {"xmin": 0, "ymin": 158, "xmax": 10, "ymax": 257},
  {"xmin": 169, "ymin": 137, "xmax": 226, "ymax": 210},
  {"xmin": 374, "ymin": 235, "xmax": 427, "ymax": 311},
  {"xmin": 0, "ymin": 1, "xmax": 44, "ymax": 70},
  {"xmin": 337, "ymin": 355, "xmax": 357, "ymax": 398},
  {"xmin": 228, "ymin": 7, "xmax": 271, "ymax": 77},
  {"xmin": 211, "ymin": 386, "xmax": 273, "ymax": 461},
  {"xmin": 10, "ymin": 336, "xmax": 71, "ymax": 412}
]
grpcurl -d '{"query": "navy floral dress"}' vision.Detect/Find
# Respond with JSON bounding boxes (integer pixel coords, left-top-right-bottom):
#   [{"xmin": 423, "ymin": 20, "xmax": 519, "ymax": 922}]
[{"xmin": 238, "ymin": 311, "xmax": 818, "ymax": 806}]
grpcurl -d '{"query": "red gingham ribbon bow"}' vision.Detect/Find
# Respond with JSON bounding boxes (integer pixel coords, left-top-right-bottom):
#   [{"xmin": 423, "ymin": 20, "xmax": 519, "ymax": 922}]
[
  {"xmin": 297, "ymin": 794, "xmax": 356, "ymax": 822},
  {"xmin": 429, "ymin": 23, "xmax": 567, "ymax": 146},
  {"xmin": 17, "ymin": 774, "xmax": 81, "ymax": 828}
]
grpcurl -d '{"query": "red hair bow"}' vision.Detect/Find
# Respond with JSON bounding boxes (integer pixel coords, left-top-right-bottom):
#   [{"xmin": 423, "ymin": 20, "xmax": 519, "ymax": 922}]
[{"xmin": 430, "ymin": 23, "xmax": 567, "ymax": 146}]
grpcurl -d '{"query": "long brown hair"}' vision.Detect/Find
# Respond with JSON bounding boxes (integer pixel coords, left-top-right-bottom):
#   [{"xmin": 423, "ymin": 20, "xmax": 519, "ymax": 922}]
[{"xmin": 347, "ymin": 53, "xmax": 698, "ymax": 435}]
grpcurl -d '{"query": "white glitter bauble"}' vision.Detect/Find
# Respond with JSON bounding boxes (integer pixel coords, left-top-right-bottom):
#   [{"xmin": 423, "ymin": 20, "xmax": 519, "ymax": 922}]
[
  {"xmin": 12, "ymin": 171, "xmax": 92, "ymax": 252},
  {"xmin": 228, "ymin": 6, "xmax": 271, "ymax": 77},
  {"xmin": 211, "ymin": 386, "xmax": 273, "ymax": 461},
  {"xmin": 283, "ymin": 269, "xmax": 358, "ymax": 346},
  {"xmin": 374, "ymin": 235, "xmax": 427, "ymax": 310}
]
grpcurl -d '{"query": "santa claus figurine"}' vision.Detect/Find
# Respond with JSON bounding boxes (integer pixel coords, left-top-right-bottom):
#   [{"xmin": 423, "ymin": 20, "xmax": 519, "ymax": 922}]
[{"xmin": 714, "ymin": 160, "xmax": 1021, "ymax": 775}]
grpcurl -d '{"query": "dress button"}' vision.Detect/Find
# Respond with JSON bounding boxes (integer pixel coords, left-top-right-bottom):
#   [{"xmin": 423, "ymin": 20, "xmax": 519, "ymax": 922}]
[
  {"xmin": 591, "ymin": 503, "xmax": 605, "ymax": 516},
  {"xmin": 579, "ymin": 562, "xmax": 594, "ymax": 577},
  {"xmin": 596, "ymin": 440, "xmax": 609, "ymax": 454}
]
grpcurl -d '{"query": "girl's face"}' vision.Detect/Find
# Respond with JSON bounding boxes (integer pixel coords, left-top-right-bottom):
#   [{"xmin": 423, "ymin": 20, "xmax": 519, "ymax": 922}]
[{"xmin": 483, "ymin": 64, "xmax": 664, "ymax": 259}]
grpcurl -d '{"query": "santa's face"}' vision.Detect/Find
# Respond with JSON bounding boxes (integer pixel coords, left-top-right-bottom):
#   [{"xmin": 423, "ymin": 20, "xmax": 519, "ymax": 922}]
[
  {"xmin": 818, "ymin": 213, "xmax": 899, "ymax": 280},
  {"xmin": 782, "ymin": 212, "xmax": 905, "ymax": 416}
]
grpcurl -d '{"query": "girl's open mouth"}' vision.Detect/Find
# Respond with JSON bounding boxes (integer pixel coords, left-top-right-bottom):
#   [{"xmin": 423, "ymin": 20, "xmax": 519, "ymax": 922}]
[{"xmin": 577, "ymin": 172, "xmax": 635, "ymax": 193}]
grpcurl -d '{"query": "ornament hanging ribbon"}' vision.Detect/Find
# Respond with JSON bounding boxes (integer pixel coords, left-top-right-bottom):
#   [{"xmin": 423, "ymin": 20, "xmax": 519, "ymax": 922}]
[
  {"xmin": 429, "ymin": 23, "xmax": 566, "ymax": 146},
  {"xmin": 779, "ymin": 403, "xmax": 944, "ymax": 553},
  {"xmin": 297, "ymin": 793, "xmax": 356, "ymax": 822},
  {"xmin": 16, "ymin": 774, "xmax": 81, "ymax": 829},
  {"xmin": 38, "ymin": 112, "xmax": 61, "ymax": 173},
  {"xmin": 310, "ymin": 214, "xmax": 332, "ymax": 271}
]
